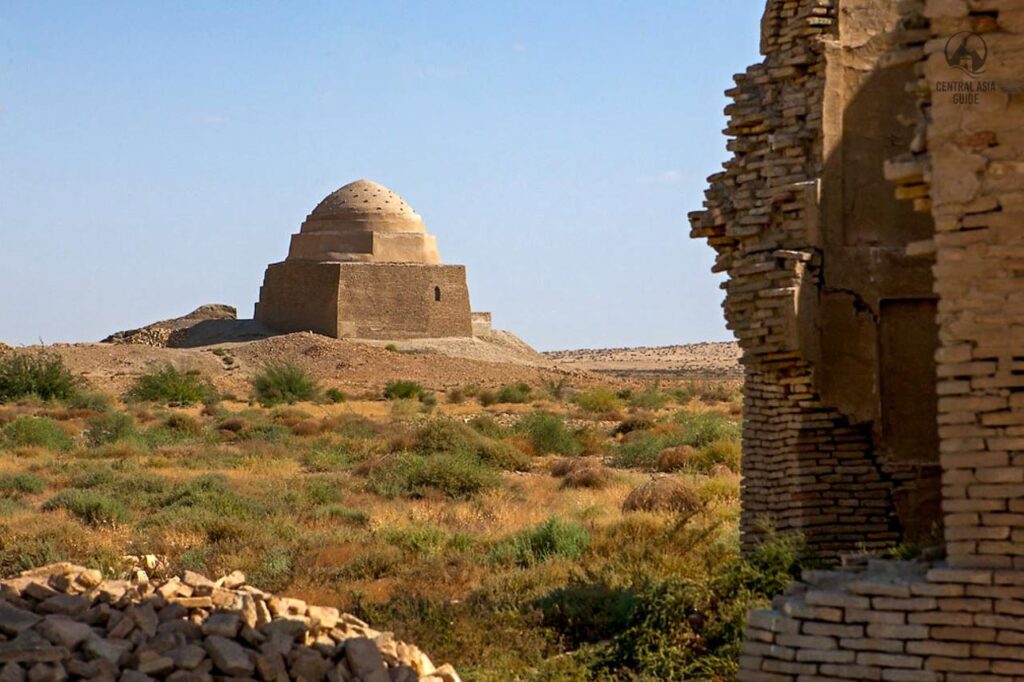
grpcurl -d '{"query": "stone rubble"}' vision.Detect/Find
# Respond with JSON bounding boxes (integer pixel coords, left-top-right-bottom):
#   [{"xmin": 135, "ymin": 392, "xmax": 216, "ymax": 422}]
[{"xmin": 0, "ymin": 563, "xmax": 460, "ymax": 682}]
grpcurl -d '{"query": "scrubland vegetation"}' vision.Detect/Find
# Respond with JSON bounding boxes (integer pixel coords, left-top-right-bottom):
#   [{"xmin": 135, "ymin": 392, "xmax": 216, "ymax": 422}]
[{"xmin": 0, "ymin": 351, "xmax": 800, "ymax": 681}]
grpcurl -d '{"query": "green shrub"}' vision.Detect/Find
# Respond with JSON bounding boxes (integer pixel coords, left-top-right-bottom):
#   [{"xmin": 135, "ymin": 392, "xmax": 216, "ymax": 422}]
[
  {"xmin": 325, "ymin": 388, "xmax": 347, "ymax": 403},
  {"xmin": 305, "ymin": 479, "xmax": 343, "ymax": 505},
  {"xmin": 302, "ymin": 444, "xmax": 350, "ymax": 472},
  {"xmin": 696, "ymin": 438, "xmax": 742, "ymax": 472},
  {"xmin": 517, "ymin": 412, "xmax": 580, "ymax": 456},
  {"xmin": 467, "ymin": 415, "xmax": 506, "ymax": 439},
  {"xmin": 85, "ymin": 412, "xmax": 136, "ymax": 447},
  {"xmin": 252, "ymin": 362, "xmax": 320, "ymax": 406},
  {"xmin": 496, "ymin": 383, "xmax": 531, "ymax": 404},
  {"xmin": 0, "ymin": 352, "xmax": 78, "ymax": 403},
  {"xmin": 596, "ymin": 534, "xmax": 802, "ymax": 680},
  {"xmin": 676, "ymin": 411, "xmax": 740, "ymax": 448},
  {"xmin": 366, "ymin": 452, "xmax": 500, "ymax": 499},
  {"xmin": 383, "ymin": 380, "xmax": 424, "ymax": 401},
  {"xmin": 537, "ymin": 582, "xmax": 637, "ymax": 647},
  {"xmin": 2, "ymin": 416, "xmax": 74, "ymax": 452},
  {"xmin": 384, "ymin": 344, "xmax": 399, "ymax": 352},
  {"xmin": 0, "ymin": 472, "xmax": 46, "ymax": 497},
  {"xmin": 128, "ymin": 365, "xmax": 216, "ymax": 405},
  {"xmin": 66, "ymin": 391, "xmax": 114, "ymax": 411},
  {"xmin": 629, "ymin": 389, "xmax": 671, "ymax": 410},
  {"xmin": 414, "ymin": 419, "xmax": 530, "ymax": 471},
  {"xmin": 42, "ymin": 489, "xmax": 130, "ymax": 527},
  {"xmin": 575, "ymin": 388, "xmax": 623, "ymax": 413},
  {"xmin": 491, "ymin": 517, "xmax": 590, "ymax": 567}
]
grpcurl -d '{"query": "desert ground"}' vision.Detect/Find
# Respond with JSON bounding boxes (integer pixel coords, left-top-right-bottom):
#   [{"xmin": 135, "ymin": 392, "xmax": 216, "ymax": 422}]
[{"xmin": 0, "ymin": 327, "xmax": 778, "ymax": 682}]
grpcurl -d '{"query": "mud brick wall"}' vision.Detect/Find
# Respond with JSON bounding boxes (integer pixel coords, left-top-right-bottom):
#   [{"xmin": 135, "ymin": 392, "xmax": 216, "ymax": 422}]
[
  {"xmin": 739, "ymin": 561, "xmax": 1024, "ymax": 680},
  {"xmin": 335, "ymin": 263, "xmax": 472, "ymax": 340},
  {"xmin": 254, "ymin": 262, "xmax": 473, "ymax": 340},
  {"xmin": 688, "ymin": 0, "xmax": 942, "ymax": 559}
]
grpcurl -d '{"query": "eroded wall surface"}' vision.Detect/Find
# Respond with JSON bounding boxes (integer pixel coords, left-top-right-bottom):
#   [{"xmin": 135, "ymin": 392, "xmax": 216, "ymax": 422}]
[
  {"xmin": 690, "ymin": 0, "xmax": 942, "ymax": 558},
  {"xmin": 697, "ymin": 0, "xmax": 1024, "ymax": 678}
]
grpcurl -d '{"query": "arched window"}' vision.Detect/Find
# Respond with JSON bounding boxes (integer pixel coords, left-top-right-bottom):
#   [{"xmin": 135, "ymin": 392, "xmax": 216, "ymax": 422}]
[{"xmin": 434, "ymin": 286, "xmax": 441, "ymax": 302}]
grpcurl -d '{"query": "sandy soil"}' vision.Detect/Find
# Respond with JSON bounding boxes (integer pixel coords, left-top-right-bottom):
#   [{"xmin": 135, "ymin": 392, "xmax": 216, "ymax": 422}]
[{"xmin": 544, "ymin": 341, "xmax": 742, "ymax": 378}]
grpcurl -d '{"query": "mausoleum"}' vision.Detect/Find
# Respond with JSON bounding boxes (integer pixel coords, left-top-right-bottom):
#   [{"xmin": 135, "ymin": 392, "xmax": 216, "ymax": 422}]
[{"xmin": 255, "ymin": 180, "xmax": 474, "ymax": 339}]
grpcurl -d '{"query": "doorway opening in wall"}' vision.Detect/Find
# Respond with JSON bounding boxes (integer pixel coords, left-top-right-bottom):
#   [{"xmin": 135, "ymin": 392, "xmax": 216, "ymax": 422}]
[{"xmin": 434, "ymin": 286, "xmax": 441, "ymax": 302}]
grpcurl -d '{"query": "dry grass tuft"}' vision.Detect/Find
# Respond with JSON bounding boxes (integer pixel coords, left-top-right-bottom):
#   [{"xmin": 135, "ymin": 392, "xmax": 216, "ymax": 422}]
[
  {"xmin": 655, "ymin": 444, "xmax": 697, "ymax": 472},
  {"xmin": 622, "ymin": 475, "xmax": 703, "ymax": 513}
]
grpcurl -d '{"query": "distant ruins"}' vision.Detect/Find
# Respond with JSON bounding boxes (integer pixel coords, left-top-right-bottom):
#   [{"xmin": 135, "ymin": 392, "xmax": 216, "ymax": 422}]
[
  {"xmin": 255, "ymin": 180, "xmax": 479, "ymax": 340},
  {"xmin": 690, "ymin": 0, "xmax": 1024, "ymax": 677}
]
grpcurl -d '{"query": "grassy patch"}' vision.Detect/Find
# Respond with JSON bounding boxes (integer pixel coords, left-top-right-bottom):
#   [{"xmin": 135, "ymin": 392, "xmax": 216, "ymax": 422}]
[
  {"xmin": 2, "ymin": 416, "xmax": 74, "ymax": 452},
  {"xmin": 491, "ymin": 517, "xmax": 590, "ymax": 567},
  {"xmin": 574, "ymin": 388, "xmax": 623, "ymax": 413},
  {"xmin": 517, "ymin": 412, "xmax": 580, "ymax": 456},
  {"xmin": 253, "ymin": 362, "xmax": 320, "ymax": 406},
  {"xmin": 42, "ymin": 489, "xmax": 130, "ymax": 527},
  {"xmin": 0, "ymin": 472, "xmax": 46, "ymax": 497},
  {"xmin": 127, "ymin": 365, "xmax": 216, "ymax": 406},
  {"xmin": 365, "ymin": 452, "xmax": 500, "ymax": 499}
]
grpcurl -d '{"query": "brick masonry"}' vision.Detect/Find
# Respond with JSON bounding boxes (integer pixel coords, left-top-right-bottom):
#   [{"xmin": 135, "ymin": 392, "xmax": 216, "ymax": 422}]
[{"xmin": 690, "ymin": 0, "xmax": 1024, "ymax": 677}]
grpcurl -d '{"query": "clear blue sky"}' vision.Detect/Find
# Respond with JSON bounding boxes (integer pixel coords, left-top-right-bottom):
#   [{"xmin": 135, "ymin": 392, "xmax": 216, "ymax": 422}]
[{"xmin": 0, "ymin": 1, "xmax": 762, "ymax": 351}]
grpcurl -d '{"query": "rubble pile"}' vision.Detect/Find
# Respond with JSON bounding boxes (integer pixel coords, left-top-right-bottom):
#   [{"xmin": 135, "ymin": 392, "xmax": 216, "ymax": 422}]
[{"xmin": 0, "ymin": 563, "xmax": 460, "ymax": 682}]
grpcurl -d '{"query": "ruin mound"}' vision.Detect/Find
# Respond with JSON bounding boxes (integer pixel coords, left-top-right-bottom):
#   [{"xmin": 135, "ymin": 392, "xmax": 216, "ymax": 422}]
[{"xmin": 0, "ymin": 562, "xmax": 459, "ymax": 682}]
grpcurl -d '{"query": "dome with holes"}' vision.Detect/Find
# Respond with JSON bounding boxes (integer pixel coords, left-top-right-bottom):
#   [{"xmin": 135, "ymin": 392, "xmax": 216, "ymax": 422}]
[{"xmin": 286, "ymin": 179, "xmax": 440, "ymax": 264}]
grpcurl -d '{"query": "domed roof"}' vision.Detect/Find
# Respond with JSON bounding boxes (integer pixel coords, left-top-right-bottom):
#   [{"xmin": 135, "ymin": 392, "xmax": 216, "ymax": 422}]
[{"xmin": 309, "ymin": 179, "xmax": 416, "ymax": 220}]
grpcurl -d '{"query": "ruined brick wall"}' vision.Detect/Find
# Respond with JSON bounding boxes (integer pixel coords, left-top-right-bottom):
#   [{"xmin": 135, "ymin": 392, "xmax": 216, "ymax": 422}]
[
  {"xmin": 688, "ymin": 0, "xmax": 939, "ymax": 558},
  {"xmin": 254, "ymin": 262, "xmax": 473, "ymax": 340},
  {"xmin": 709, "ymin": 0, "xmax": 1024, "ymax": 677}
]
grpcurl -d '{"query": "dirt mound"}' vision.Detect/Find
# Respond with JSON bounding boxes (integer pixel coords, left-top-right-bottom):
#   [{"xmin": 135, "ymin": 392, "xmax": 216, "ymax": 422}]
[
  {"xmin": 545, "ymin": 341, "xmax": 742, "ymax": 379},
  {"xmin": 102, "ymin": 305, "xmax": 273, "ymax": 349},
  {"xmin": 357, "ymin": 329, "xmax": 546, "ymax": 367},
  {"xmin": 0, "ymin": 562, "xmax": 459, "ymax": 681}
]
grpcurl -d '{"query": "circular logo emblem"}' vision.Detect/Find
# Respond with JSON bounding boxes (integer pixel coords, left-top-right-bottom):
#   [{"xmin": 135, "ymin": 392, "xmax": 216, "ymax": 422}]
[{"xmin": 945, "ymin": 31, "xmax": 988, "ymax": 77}]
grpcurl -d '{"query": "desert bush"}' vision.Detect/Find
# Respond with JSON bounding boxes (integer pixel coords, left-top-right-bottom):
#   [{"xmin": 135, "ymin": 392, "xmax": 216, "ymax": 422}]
[
  {"xmin": 164, "ymin": 413, "xmax": 203, "ymax": 435},
  {"xmin": 384, "ymin": 344, "xmax": 399, "ymax": 352},
  {"xmin": 596, "ymin": 534, "xmax": 802, "ymax": 680},
  {"xmin": 543, "ymin": 378, "xmax": 569, "ymax": 400},
  {"xmin": 477, "ymin": 439, "xmax": 531, "ymax": 472},
  {"xmin": 445, "ymin": 387, "xmax": 465, "ymax": 404},
  {"xmin": 2, "ymin": 416, "xmax": 74, "ymax": 452},
  {"xmin": 622, "ymin": 476, "xmax": 703, "ymax": 514},
  {"xmin": 696, "ymin": 438, "xmax": 742, "ymax": 473},
  {"xmin": 491, "ymin": 517, "xmax": 590, "ymax": 567},
  {"xmin": 128, "ymin": 365, "xmax": 216, "ymax": 406},
  {"xmin": 42, "ymin": 489, "xmax": 130, "ymax": 527},
  {"xmin": 574, "ymin": 426, "xmax": 605, "ymax": 456},
  {"xmin": 476, "ymin": 389, "xmax": 497, "ymax": 407},
  {"xmin": 290, "ymin": 419, "xmax": 323, "ymax": 437},
  {"xmin": 413, "ymin": 419, "xmax": 529, "ymax": 471},
  {"xmin": 559, "ymin": 461, "xmax": 612, "ymax": 490},
  {"xmin": 301, "ymin": 444, "xmax": 349, "ymax": 472},
  {"xmin": 85, "ymin": 412, "xmax": 136, "ymax": 447},
  {"xmin": 383, "ymin": 380, "xmax": 424, "ymax": 401},
  {"xmin": 253, "ymin": 362, "xmax": 320, "ymax": 406},
  {"xmin": 325, "ymin": 388, "xmax": 347, "ymax": 403},
  {"xmin": 613, "ymin": 414, "xmax": 655, "ymax": 437},
  {"xmin": 628, "ymin": 389, "xmax": 671, "ymax": 410},
  {"xmin": 656, "ymin": 445, "xmax": 697, "ymax": 472},
  {"xmin": 676, "ymin": 411, "xmax": 740, "ymax": 448},
  {"xmin": 0, "ymin": 352, "xmax": 78, "ymax": 403},
  {"xmin": 574, "ymin": 388, "xmax": 624, "ymax": 413},
  {"xmin": 467, "ymin": 415, "xmax": 505, "ymax": 440},
  {"xmin": 66, "ymin": 391, "xmax": 114, "ymax": 412},
  {"xmin": 496, "ymin": 383, "xmax": 531, "ymax": 404},
  {"xmin": 517, "ymin": 412, "xmax": 580, "ymax": 456},
  {"xmin": 0, "ymin": 472, "xmax": 46, "ymax": 497},
  {"xmin": 537, "ymin": 582, "xmax": 637, "ymax": 648},
  {"xmin": 365, "ymin": 452, "xmax": 500, "ymax": 499}
]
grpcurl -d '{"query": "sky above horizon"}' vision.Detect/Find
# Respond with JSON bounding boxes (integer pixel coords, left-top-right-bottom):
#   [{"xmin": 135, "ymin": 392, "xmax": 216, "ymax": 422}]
[{"xmin": 0, "ymin": 1, "xmax": 763, "ymax": 351}]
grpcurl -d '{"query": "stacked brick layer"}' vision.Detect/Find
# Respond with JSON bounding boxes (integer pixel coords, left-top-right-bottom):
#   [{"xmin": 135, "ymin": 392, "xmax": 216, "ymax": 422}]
[{"xmin": 740, "ymin": 560, "xmax": 1024, "ymax": 681}]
